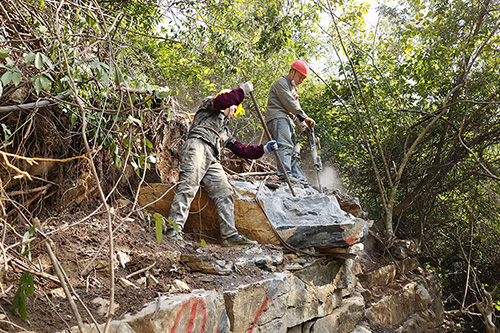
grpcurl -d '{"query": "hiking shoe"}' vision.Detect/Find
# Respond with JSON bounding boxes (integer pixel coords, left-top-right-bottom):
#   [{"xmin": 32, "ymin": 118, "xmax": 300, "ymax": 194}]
[
  {"xmin": 166, "ymin": 229, "xmax": 183, "ymax": 241},
  {"xmin": 222, "ymin": 234, "xmax": 258, "ymax": 247}
]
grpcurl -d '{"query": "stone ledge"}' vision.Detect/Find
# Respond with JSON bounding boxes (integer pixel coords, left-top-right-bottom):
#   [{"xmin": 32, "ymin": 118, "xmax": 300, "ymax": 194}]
[{"xmin": 64, "ymin": 258, "xmax": 356, "ymax": 333}]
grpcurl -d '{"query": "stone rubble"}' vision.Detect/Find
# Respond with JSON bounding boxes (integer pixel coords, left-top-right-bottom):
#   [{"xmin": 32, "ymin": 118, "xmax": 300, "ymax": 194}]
[{"xmin": 63, "ymin": 238, "xmax": 443, "ymax": 333}]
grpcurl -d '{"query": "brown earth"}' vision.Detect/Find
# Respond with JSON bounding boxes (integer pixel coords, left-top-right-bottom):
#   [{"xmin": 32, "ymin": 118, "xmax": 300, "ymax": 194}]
[{"xmin": 0, "ymin": 202, "xmax": 288, "ymax": 332}]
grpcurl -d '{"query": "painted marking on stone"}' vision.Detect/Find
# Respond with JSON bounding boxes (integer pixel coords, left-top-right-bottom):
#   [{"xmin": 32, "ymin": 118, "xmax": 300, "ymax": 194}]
[
  {"xmin": 248, "ymin": 296, "xmax": 271, "ymax": 333},
  {"xmin": 171, "ymin": 297, "xmax": 207, "ymax": 333},
  {"xmin": 344, "ymin": 237, "xmax": 358, "ymax": 245}
]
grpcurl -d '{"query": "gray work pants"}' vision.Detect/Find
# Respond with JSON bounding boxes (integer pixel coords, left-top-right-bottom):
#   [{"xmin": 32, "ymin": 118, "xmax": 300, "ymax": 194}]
[
  {"xmin": 168, "ymin": 138, "xmax": 238, "ymax": 239},
  {"xmin": 267, "ymin": 118, "xmax": 307, "ymax": 183}
]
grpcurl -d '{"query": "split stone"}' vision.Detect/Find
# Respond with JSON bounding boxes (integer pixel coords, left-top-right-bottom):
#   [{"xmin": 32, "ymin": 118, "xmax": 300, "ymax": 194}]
[
  {"xmin": 223, "ymin": 273, "xmax": 290, "ymax": 333},
  {"xmin": 365, "ymin": 273, "xmax": 443, "ymax": 331},
  {"xmin": 310, "ymin": 293, "xmax": 365, "ymax": 333},
  {"xmin": 71, "ymin": 290, "xmax": 227, "ymax": 333},
  {"xmin": 358, "ymin": 263, "xmax": 397, "ymax": 289},
  {"xmin": 137, "ymin": 182, "xmax": 368, "ymax": 249},
  {"xmin": 181, "ymin": 253, "xmax": 233, "ymax": 275}
]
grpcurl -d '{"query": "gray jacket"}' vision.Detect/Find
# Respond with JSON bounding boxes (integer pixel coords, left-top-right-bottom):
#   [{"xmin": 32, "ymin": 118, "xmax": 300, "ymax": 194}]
[
  {"xmin": 265, "ymin": 76, "xmax": 308, "ymax": 124},
  {"xmin": 188, "ymin": 97, "xmax": 236, "ymax": 158}
]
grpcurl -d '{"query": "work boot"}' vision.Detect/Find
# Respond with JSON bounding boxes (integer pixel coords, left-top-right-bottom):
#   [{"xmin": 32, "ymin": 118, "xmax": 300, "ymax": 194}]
[{"xmin": 222, "ymin": 234, "xmax": 258, "ymax": 247}]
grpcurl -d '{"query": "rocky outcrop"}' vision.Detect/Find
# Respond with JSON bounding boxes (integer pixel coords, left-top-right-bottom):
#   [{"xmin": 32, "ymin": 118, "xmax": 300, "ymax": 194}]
[
  {"xmin": 73, "ymin": 183, "xmax": 444, "ymax": 333},
  {"xmin": 356, "ymin": 241, "xmax": 443, "ymax": 333},
  {"xmin": 64, "ymin": 238, "xmax": 444, "ymax": 333},
  {"xmin": 138, "ymin": 181, "xmax": 368, "ymax": 249},
  {"xmin": 67, "ymin": 257, "xmax": 362, "ymax": 333},
  {"xmin": 364, "ymin": 272, "xmax": 443, "ymax": 332}
]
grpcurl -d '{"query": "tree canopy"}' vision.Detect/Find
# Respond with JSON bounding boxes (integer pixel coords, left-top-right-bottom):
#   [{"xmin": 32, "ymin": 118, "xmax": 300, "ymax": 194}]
[{"xmin": 1, "ymin": 0, "xmax": 499, "ymax": 330}]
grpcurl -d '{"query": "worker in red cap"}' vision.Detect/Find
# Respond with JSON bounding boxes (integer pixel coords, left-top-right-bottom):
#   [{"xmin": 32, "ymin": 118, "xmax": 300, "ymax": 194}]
[
  {"xmin": 167, "ymin": 82, "xmax": 278, "ymax": 246},
  {"xmin": 265, "ymin": 59, "xmax": 316, "ymax": 185}
]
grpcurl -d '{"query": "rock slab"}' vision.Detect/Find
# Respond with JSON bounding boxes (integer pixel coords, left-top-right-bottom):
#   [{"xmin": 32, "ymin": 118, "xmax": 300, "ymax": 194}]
[{"xmin": 138, "ymin": 182, "xmax": 368, "ymax": 249}]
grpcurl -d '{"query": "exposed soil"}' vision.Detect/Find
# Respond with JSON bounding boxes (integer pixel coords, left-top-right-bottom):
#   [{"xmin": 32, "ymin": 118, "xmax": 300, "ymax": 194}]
[{"xmin": 0, "ymin": 203, "xmax": 288, "ymax": 332}]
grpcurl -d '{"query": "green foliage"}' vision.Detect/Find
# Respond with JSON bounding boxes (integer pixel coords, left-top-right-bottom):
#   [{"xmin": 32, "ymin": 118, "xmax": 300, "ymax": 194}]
[
  {"xmin": 21, "ymin": 227, "xmax": 36, "ymax": 262},
  {"xmin": 1, "ymin": 66, "xmax": 22, "ymax": 87},
  {"xmin": 0, "ymin": 123, "xmax": 12, "ymax": 147},
  {"xmin": 300, "ymin": 0, "xmax": 500, "ymax": 324},
  {"xmin": 11, "ymin": 272, "xmax": 35, "ymax": 322},
  {"xmin": 153, "ymin": 213, "xmax": 164, "ymax": 244}
]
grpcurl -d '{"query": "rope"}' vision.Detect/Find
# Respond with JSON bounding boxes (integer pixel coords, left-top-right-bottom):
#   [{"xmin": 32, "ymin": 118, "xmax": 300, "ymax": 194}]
[
  {"xmin": 189, "ymin": 197, "xmax": 210, "ymax": 214},
  {"xmin": 188, "ymin": 189, "xmax": 210, "ymax": 214}
]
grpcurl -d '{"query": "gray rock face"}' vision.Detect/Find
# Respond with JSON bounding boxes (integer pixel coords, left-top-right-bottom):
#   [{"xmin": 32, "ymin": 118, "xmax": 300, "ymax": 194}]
[
  {"xmin": 138, "ymin": 182, "xmax": 368, "ymax": 249},
  {"xmin": 63, "ymin": 248, "xmax": 444, "ymax": 333},
  {"xmin": 232, "ymin": 181, "xmax": 369, "ymax": 249}
]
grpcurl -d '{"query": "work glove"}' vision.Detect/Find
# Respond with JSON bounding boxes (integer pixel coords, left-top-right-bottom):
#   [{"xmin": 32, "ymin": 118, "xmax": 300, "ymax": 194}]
[
  {"xmin": 240, "ymin": 81, "xmax": 253, "ymax": 96},
  {"xmin": 263, "ymin": 140, "xmax": 278, "ymax": 153}
]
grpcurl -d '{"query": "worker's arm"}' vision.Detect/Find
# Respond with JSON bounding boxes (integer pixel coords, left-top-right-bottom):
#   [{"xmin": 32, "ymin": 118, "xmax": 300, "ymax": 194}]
[
  {"xmin": 213, "ymin": 88, "xmax": 245, "ymax": 111},
  {"xmin": 226, "ymin": 140, "xmax": 277, "ymax": 159}
]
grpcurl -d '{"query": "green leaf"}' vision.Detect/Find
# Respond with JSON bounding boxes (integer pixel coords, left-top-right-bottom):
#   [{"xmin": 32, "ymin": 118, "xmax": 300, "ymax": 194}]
[
  {"xmin": 145, "ymin": 139, "xmax": 153, "ymax": 149},
  {"xmin": 39, "ymin": 74, "xmax": 52, "ymax": 91},
  {"xmin": 126, "ymin": 115, "xmax": 142, "ymax": 126},
  {"xmin": 71, "ymin": 112, "xmax": 78, "ymax": 126},
  {"xmin": 154, "ymin": 89, "xmax": 170, "ymax": 99},
  {"xmin": 100, "ymin": 73, "xmax": 109, "ymax": 88},
  {"xmin": 11, "ymin": 72, "xmax": 22, "ymax": 86},
  {"xmin": 200, "ymin": 239, "xmax": 207, "ymax": 247},
  {"xmin": 11, "ymin": 271, "xmax": 34, "ymax": 321},
  {"xmin": 167, "ymin": 217, "xmax": 179, "ymax": 232},
  {"xmin": 90, "ymin": 58, "xmax": 99, "ymax": 69},
  {"xmin": 0, "ymin": 49, "xmax": 11, "ymax": 59},
  {"xmin": 114, "ymin": 64, "xmax": 123, "ymax": 86},
  {"xmin": 41, "ymin": 54, "xmax": 54, "ymax": 70},
  {"xmin": 21, "ymin": 227, "xmax": 36, "ymax": 261},
  {"xmin": 31, "ymin": 76, "xmax": 42, "ymax": 95},
  {"xmin": 1, "ymin": 71, "xmax": 12, "ymax": 86},
  {"xmin": 23, "ymin": 52, "xmax": 36, "ymax": 66},
  {"xmin": 153, "ymin": 213, "xmax": 164, "ymax": 244},
  {"xmin": 35, "ymin": 53, "xmax": 43, "ymax": 70}
]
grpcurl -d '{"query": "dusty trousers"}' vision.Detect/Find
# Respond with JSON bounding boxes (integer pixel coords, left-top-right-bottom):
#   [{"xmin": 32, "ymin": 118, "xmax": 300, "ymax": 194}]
[
  {"xmin": 167, "ymin": 138, "xmax": 238, "ymax": 239},
  {"xmin": 267, "ymin": 117, "xmax": 307, "ymax": 183}
]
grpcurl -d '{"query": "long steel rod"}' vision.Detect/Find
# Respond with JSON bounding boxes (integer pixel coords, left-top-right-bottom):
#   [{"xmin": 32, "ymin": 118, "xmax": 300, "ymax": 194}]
[{"xmin": 246, "ymin": 90, "xmax": 296, "ymax": 196}]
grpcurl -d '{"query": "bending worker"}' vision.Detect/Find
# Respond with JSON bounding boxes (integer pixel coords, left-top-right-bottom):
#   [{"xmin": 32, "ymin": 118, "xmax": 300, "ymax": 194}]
[
  {"xmin": 266, "ymin": 59, "xmax": 316, "ymax": 185},
  {"xmin": 167, "ymin": 83, "xmax": 278, "ymax": 247}
]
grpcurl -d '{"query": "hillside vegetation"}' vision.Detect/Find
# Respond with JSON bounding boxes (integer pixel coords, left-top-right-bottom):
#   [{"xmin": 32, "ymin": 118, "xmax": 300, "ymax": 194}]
[{"xmin": 0, "ymin": 0, "xmax": 499, "ymax": 331}]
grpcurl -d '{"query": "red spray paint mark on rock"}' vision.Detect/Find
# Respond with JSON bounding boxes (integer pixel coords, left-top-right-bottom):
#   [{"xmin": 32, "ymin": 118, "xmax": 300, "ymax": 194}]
[
  {"xmin": 171, "ymin": 297, "xmax": 207, "ymax": 333},
  {"xmin": 344, "ymin": 237, "xmax": 358, "ymax": 245},
  {"xmin": 248, "ymin": 296, "xmax": 271, "ymax": 333}
]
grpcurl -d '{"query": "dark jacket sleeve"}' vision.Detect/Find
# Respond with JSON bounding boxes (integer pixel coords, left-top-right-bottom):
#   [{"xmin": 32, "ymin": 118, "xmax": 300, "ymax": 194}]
[
  {"xmin": 213, "ymin": 88, "xmax": 245, "ymax": 110},
  {"xmin": 227, "ymin": 141, "xmax": 265, "ymax": 159}
]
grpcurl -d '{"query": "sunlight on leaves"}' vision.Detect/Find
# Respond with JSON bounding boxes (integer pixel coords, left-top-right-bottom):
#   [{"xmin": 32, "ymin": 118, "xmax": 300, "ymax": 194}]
[{"xmin": 11, "ymin": 271, "xmax": 34, "ymax": 322}]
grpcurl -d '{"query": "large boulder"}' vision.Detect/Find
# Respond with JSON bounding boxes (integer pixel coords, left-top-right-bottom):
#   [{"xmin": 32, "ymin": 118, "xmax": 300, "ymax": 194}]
[{"xmin": 137, "ymin": 181, "xmax": 368, "ymax": 249}]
